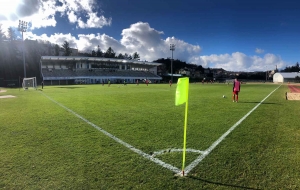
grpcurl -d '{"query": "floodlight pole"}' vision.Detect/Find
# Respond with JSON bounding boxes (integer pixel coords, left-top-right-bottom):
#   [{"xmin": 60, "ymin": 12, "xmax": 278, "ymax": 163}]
[
  {"xmin": 265, "ymin": 66, "xmax": 268, "ymax": 82},
  {"xmin": 170, "ymin": 44, "xmax": 175, "ymax": 83},
  {"xmin": 18, "ymin": 20, "xmax": 27, "ymax": 78}
]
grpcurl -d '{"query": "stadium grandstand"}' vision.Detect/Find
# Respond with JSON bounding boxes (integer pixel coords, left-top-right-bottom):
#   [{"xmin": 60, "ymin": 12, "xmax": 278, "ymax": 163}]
[{"xmin": 40, "ymin": 56, "xmax": 162, "ymax": 85}]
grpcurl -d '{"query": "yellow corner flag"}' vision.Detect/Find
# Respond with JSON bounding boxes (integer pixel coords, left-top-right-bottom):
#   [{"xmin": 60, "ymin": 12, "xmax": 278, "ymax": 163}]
[
  {"xmin": 175, "ymin": 77, "xmax": 189, "ymax": 176},
  {"xmin": 175, "ymin": 77, "xmax": 189, "ymax": 106}
]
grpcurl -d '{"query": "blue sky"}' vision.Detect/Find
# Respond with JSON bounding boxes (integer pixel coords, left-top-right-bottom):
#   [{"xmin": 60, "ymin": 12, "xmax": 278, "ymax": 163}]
[{"xmin": 0, "ymin": 0, "xmax": 299, "ymax": 71}]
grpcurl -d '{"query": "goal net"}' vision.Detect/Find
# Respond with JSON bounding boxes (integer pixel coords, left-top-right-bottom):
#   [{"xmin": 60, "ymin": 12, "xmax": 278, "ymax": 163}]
[{"xmin": 22, "ymin": 77, "xmax": 37, "ymax": 90}]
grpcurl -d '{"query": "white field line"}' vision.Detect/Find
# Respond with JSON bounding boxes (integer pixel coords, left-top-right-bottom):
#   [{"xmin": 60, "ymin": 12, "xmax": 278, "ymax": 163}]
[
  {"xmin": 152, "ymin": 148, "xmax": 206, "ymax": 157},
  {"xmin": 184, "ymin": 85, "xmax": 282, "ymax": 175},
  {"xmin": 41, "ymin": 92, "xmax": 181, "ymax": 174}
]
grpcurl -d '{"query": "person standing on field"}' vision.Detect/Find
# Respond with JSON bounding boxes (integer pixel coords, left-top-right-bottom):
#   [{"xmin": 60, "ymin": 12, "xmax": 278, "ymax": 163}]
[
  {"xmin": 232, "ymin": 78, "xmax": 241, "ymax": 102},
  {"xmin": 41, "ymin": 81, "xmax": 44, "ymax": 89},
  {"xmin": 146, "ymin": 79, "xmax": 149, "ymax": 86}
]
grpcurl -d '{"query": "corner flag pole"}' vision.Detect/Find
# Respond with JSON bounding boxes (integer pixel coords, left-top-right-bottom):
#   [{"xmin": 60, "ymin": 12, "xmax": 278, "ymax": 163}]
[
  {"xmin": 182, "ymin": 84, "xmax": 188, "ymax": 176},
  {"xmin": 175, "ymin": 77, "xmax": 189, "ymax": 176}
]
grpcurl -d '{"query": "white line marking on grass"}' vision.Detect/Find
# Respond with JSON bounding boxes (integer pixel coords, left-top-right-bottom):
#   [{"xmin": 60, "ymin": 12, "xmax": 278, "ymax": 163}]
[
  {"xmin": 152, "ymin": 148, "xmax": 205, "ymax": 157},
  {"xmin": 184, "ymin": 85, "xmax": 282, "ymax": 175},
  {"xmin": 40, "ymin": 92, "xmax": 181, "ymax": 174}
]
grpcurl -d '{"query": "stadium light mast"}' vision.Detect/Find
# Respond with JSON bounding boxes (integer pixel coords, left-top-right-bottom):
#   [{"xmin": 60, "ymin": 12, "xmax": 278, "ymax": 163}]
[
  {"xmin": 18, "ymin": 20, "xmax": 27, "ymax": 78},
  {"xmin": 170, "ymin": 44, "xmax": 175, "ymax": 83},
  {"xmin": 265, "ymin": 66, "xmax": 268, "ymax": 82}
]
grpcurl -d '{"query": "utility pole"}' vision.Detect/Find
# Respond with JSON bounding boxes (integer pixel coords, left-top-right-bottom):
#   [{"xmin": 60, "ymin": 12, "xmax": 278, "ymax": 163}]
[
  {"xmin": 170, "ymin": 44, "xmax": 175, "ymax": 83},
  {"xmin": 18, "ymin": 20, "xmax": 27, "ymax": 78}
]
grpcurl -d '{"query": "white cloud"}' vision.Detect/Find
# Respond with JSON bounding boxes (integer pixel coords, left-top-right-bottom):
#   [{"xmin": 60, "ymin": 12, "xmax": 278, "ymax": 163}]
[
  {"xmin": 68, "ymin": 11, "xmax": 77, "ymax": 23},
  {"xmin": 77, "ymin": 13, "xmax": 112, "ymax": 29},
  {"xmin": 190, "ymin": 52, "xmax": 285, "ymax": 71},
  {"xmin": 26, "ymin": 31, "xmax": 78, "ymax": 48},
  {"xmin": 25, "ymin": 21, "xmax": 286, "ymax": 72},
  {"xmin": 26, "ymin": 21, "xmax": 201, "ymax": 61},
  {"xmin": 0, "ymin": 0, "xmax": 111, "ymax": 30},
  {"xmin": 120, "ymin": 22, "xmax": 201, "ymax": 61},
  {"xmin": 255, "ymin": 48, "xmax": 264, "ymax": 54}
]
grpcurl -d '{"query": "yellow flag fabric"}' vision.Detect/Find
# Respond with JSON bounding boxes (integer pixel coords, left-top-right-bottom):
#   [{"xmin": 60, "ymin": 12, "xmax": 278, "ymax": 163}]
[{"xmin": 175, "ymin": 77, "xmax": 189, "ymax": 106}]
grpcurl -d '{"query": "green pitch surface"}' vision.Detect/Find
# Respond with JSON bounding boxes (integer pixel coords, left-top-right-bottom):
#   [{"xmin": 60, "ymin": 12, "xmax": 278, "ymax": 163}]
[{"xmin": 0, "ymin": 83, "xmax": 299, "ymax": 189}]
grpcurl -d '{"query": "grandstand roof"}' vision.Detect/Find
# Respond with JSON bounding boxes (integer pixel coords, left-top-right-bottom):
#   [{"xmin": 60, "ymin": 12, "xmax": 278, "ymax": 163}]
[
  {"xmin": 41, "ymin": 56, "xmax": 162, "ymax": 66},
  {"xmin": 276, "ymin": 72, "xmax": 300, "ymax": 78}
]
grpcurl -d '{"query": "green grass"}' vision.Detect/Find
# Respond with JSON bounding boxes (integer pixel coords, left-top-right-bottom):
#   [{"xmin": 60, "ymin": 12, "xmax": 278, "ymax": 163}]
[{"xmin": 0, "ymin": 83, "xmax": 299, "ymax": 189}]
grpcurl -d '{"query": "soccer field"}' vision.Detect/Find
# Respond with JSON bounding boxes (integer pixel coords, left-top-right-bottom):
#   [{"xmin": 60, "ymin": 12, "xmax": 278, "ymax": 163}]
[{"xmin": 0, "ymin": 83, "xmax": 299, "ymax": 189}]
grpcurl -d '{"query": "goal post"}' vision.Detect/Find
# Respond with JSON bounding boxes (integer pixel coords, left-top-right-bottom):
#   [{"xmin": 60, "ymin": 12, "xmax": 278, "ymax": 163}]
[{"xmin": 22, "ymin": 77, "xmax": 37, "ymax": 90}]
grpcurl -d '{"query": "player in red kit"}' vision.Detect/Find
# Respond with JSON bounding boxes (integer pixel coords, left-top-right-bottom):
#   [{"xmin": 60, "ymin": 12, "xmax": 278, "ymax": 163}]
[
  {"xmin": 169, "ymin": 80, "xmax": 172, "ymax": 87},
  {"xmin": 232, "ymin": 78, "xmax": 241, "ymax": 102}
]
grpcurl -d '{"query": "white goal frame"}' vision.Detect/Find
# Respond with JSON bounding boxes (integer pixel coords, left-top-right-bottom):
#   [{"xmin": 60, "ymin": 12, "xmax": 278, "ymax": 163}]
[{"xmin": 22, "ymin": 77, "xmax": 37, "ymax": 90}]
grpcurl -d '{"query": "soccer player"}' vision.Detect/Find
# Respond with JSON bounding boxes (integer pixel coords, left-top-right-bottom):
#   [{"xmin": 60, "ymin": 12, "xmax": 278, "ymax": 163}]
[
  {"xmin": 169, "ymin": 80, "xmax": 172, "ymax": 87},
  {"xmin": 41, "ymin": 81, "xmax": 44, "ymax": 89},
  {"xmin": 146, "ymin": 79, "xmax": 149, "ymax": 86},
  {"xmin": 108, "ymin": 79, "xmax": 111, "ymax": 87},
  {"xmin": 136, "ymin": 79, "xmax": 139, "ymax": 86},
  {"xmin": 232, "ymin": 78, "xmax": 241, "ymax": 102}
]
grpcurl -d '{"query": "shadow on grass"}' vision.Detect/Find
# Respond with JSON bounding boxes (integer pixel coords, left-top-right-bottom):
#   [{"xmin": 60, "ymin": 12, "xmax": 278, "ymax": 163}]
[
  {"xmin": 187, "ymin": 175, "xmax": 261, "ymax": 190},
  {"xmin": 55, "ymin": 86, "xmax": 85, "ymax": 89}
]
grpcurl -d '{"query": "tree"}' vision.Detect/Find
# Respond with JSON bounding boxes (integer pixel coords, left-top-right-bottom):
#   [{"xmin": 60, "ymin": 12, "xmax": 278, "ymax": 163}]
[
  {"xmin": 104, "ymin": 47, "xmax": 115, "ymax": 58},
  {"xmin": 54, "ymin": 44, "xmax": 60, "ymax": 56},
  {"xmin": 7, "ymin": 27, "xmax": 16, "ymax": 42},
  {"xmin": 61, "ymin": 41, "xmax": 72, "ymax": 56},
  {"xmin": 0, "ymin": 24, "xmax": 6, "ymax": 78},
  {"xmin": 96, "ymin": 45, "xmax": 103, "ymax": 57},
  {"xmin": 132, "ymin": 52, "xmax": 140, "ymax": 60},
  {"xmin": 0, "ymin": 24, "xmax": 5, "ymax": 42},
  {"xmin": 295, "ymin": 76, "xmax": 300, "ymax": 83},
  {"xmin": 123, "ymin": 53, "xmax": 129, "ymax": 60},
  {"xmin": 91, "ymin": 50, "xmax": 96, "ymax": 57},
  {"xmin": 117, "ymin": 53, "xmax": 124, "ymax": 59},
  {"xmin": 281, "ymin": 62, "xmax": 300, "ymax": 72}
]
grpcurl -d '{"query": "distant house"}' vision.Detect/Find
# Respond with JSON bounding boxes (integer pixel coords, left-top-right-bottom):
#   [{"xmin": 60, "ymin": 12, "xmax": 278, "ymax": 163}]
[
  {"xmin": 273, "ymin": 72, "xmax": 300, "ymax": 83},
  {"xmin": 178, "ymin": 68, "xmax": 191, "ymax": 76},
  {"xmin": 203, "ymin": 68, "xmax": 211, "ymax": 74}
]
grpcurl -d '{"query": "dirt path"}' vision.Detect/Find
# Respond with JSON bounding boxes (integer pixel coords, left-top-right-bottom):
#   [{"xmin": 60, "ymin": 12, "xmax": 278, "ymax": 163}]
[
  {"xmin": 287, "ymin": 85, "xmax": 300, "ymax": 100},
  {"xmin": 288, "ymin": 85, "xmax": 300, "ymax": 93}
]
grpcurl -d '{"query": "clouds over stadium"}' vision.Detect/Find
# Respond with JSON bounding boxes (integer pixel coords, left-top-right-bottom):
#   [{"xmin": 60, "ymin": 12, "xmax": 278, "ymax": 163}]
[
  {"xmin": 26, "ymin": 22, "xmax": 202, "ymax": 63},
  {"xmin": 26, "ymin": 21, "xmax": 285, "ymax": 71}
]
